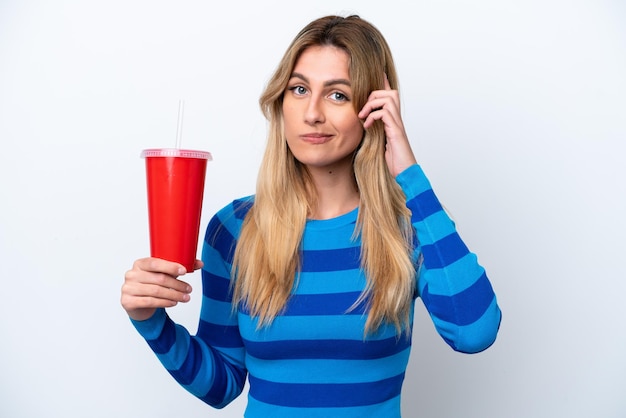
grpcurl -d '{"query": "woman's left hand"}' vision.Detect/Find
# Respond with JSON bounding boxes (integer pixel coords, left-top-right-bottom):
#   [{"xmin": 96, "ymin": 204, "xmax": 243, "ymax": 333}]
[{"xmin": 358, "ymin": 75, "xmax": 417, "ymax": 177}]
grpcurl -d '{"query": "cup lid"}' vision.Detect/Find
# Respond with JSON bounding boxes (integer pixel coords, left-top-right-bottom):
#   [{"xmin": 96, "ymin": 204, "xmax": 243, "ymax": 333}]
[{"xmin": 140, "ymin": 148, "xmax": 212, "ymax": 160}]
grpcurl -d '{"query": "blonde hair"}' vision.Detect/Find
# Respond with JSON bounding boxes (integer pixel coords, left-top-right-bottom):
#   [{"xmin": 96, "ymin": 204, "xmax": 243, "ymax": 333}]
[{"xmin": 232, "ymin": 15, "xmax": 416, "ymax": 335}]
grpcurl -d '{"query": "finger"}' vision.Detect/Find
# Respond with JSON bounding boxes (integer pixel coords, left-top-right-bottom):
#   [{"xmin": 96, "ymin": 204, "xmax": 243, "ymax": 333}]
[
  {"xmin": 358, "ymin": 95, "xmax": 386, "ymax": 120},
  {"xmin": 361, "ymin": 97, "xmax": 395, "ymax": 127},
  {"xmin": 133, "ymin": 257, "xmax": 187, "ymax": 276},
  {"xmin": 126, "ymin": 280, "xmax": 191, "ymax": 302},
  {"xmin": 361, "ymin": 106, "xmax": 384, "ymax": 129},
  {"xmin": 151, "ymin": 272, "xmax": 193, "ymax": 294},
  {"xmin": 121, "ymin": 281, "xmax": 191, "ymax": 311},
  {"xmin": 193, "ymin": 259, "xmax": 204, "ymax": 271},
  {"xmin": 359, "ymin": 87, "xmax": 399, "ymax": 119},
  {"xmin": 120, "ymin": 291, "xmax": 181, "ymax": 312},
  {"xmin": 125, "ymin": 267, "xmax": 192, "ymax": 294}
]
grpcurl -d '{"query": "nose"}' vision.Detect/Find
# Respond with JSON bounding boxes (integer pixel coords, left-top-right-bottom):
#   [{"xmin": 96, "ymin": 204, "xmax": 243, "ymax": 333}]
[{"xmin": 304, "ymin": 96, "xmax": 325, "ymax": 125}]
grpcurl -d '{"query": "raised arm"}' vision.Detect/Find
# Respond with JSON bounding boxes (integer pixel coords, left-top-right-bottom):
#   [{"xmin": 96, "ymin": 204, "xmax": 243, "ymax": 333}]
[
  {"xmin": 359, "ymin": 76, "xmax": 501, "ymax": 352},
  {"xmin": 398, "ymin": 164, "xmax": 501, "ymax": 353}
]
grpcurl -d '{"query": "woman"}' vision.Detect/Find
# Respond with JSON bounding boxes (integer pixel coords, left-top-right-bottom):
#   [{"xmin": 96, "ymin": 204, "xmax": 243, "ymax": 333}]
[{"xmin": 121, "ymin": 15, "xmax": 501, "ymax": 417}]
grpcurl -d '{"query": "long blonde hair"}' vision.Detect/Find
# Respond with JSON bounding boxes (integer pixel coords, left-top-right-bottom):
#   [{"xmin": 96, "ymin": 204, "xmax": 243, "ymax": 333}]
[{"xmin": 232, "ymin": 15, "xmax": 416, "ymax": 335}]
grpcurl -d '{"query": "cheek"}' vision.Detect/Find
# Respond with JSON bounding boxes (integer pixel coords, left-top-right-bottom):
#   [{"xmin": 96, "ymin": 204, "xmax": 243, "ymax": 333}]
[
  {"xmin": 282, "ymin": 102, "xmax": 298, "ymax": 130},
  {"xmin": 343, "ymin": 117, "xmax": 365, "ymax": 144},
  {"xmin": 281, "ymin": 108, "xmax": 293, "ymax": 136}
]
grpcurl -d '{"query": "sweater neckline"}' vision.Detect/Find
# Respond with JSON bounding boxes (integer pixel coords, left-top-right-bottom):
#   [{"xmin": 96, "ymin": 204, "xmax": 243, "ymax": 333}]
[{"xmin": 305, "ymin": 206, "xmax": 358, "ymax": 230}]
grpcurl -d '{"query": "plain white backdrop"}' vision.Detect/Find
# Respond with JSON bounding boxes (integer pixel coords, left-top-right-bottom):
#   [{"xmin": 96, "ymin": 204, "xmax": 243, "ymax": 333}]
[{"xmin": 1, "ymin": 1, "xmax": 624, "ymax": 417}]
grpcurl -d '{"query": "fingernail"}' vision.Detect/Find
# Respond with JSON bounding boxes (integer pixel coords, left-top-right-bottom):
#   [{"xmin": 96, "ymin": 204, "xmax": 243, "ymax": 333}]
[{"xmin": 178, "ymin": 267, "xmax": 186, "ymax": 275}]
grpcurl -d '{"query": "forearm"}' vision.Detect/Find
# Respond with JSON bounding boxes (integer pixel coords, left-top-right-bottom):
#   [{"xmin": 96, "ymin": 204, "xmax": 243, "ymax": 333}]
[{"xmin": 130, "ymin": 308, "xmax": 244, "ymax": 407}]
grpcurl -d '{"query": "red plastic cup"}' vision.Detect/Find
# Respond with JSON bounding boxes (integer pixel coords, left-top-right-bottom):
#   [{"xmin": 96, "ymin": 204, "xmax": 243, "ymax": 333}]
[{"xmin": 141, "ymin": 148, "xmax": 212, "ymax": 272}]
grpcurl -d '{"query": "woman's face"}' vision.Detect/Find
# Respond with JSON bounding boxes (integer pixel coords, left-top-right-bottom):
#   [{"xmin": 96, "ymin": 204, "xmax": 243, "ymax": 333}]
[{"xmin": 282, "ymin": 45, "xmax": 364, "ymax": 173}]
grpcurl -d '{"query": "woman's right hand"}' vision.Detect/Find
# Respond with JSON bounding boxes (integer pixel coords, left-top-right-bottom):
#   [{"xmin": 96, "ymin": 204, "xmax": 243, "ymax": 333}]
[{"xmin": 121, "ymin": 257, "xmax": 200, "ymax": 321}]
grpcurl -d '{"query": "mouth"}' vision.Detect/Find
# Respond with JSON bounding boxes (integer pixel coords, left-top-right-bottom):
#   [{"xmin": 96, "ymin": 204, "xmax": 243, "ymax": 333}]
[{"xmin": 300, "ymin": 133, "xmax": 333, "ymax": 144}]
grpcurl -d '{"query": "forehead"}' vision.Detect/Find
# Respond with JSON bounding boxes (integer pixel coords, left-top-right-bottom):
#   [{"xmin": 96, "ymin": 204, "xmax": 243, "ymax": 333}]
[{"xmin": 292, "ymin": 45, "xmax": 351, "ymax": 81}]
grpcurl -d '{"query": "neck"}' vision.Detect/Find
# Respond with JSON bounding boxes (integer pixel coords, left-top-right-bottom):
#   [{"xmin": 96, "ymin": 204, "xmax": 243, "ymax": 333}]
[{"xmin": 307, "ymin": 164, "xmax": 360, "ymax": 220}]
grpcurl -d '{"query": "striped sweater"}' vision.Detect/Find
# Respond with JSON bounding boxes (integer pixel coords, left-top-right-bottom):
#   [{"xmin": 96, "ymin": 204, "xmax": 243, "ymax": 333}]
[{"xmin": 131, "ymin": 164, "xmax": 501, "ymax": 417}]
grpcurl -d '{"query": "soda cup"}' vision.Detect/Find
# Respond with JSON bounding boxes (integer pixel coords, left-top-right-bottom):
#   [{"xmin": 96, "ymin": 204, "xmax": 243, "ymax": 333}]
[{"xmin": 141, "ymin": 148, "xmax": 212, "ymax": 272}]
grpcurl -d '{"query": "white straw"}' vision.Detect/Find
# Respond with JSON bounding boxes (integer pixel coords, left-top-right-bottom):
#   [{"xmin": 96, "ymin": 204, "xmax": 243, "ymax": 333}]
[{"xmin": 175, "ymin": 99, "xmax": 185, "ymax": 149}]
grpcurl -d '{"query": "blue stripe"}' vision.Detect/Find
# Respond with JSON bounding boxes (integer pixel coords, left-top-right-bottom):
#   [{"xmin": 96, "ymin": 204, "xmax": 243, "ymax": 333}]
[
  {"xmin": 199, "ymin": 345, "xmax": 228, "ymax": 405},
  {"xmin": 421, "ymin": 271, "xmax": 495, "ymax": 326},
  {"xmin": 243, "ymin": 336, "xmax": 410, "ymax": 360},
  {"xmin": 200, "ymin": 297, "xmax": 237, "ymax": 326},
  {"xmin": 197, "ymin": 320, "xmax": 244, "ymax": 348},
  {"xmin": 196, "ymin": 345, "xmax": 247, "ymax": 407},
  {"xmin": 301, "ymin": 247, "xmax": 361, "ymax": 272},
  {"xmin": 418, "ymin": 253, "xmax": 484, "ymax": 295},
  {"xmin": 238, "ymin": 313, "xmax": 399, "ymax": 342},
  {"xmin": 245, "ymin": 350, "xmax": 410, "ymax": 384},
  {"xmin": 202, "ymin": 272, "xmax": 232, "ymax": 302},
  {"xmin": 168, "ymin": 337, "xmax": 202, "ymax": 385},
  {"xmin": 284, "ymin": 292, "xmax": 366, "ymax": 315},
  {"xmin": 246, "ymin": 396, "xmax": 400, "ymax": 417},
  {"xmin": 431, "ymin": 297, "xmax": 501, "ymax": 353},
  {"xmin": 412, "ymin": 211, "xmax": 456, "ymax": 246},
  {"xmin": 248, "ymin": 373, "xmax": 404, "ymax": 408},
  {"xmin": 421, "ymin": 232, "xmax": 468, "ymax": 269},
  {"xmin": 204, "ymin": 217, "xmax": 237, "ymax": 263},
  {"xmin": 296, "ymin": 270, "xmax": 367, "ymax": 294},
  {"xmin": 202, "ymin": 198, "xmax": 251, "ymax": 263},
  {"xmin": 408, "ymin": 189, "xmax": 442, "ymax": 223},
  {"xmin": 232, "ymin": 197, "xmax": 253, "ymax": 219},
  {"xmin": 146, "ymin": 317, "xmax": 177, "ymax": 354}
]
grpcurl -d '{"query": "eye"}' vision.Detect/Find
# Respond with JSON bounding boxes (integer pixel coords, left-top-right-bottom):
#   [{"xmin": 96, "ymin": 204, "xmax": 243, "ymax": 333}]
[
  {"xmin": 288, "ymin": 85, "xmax": 308, "ymax": 96},
  {"xmin": 329, "ymin": 91, "xmax": 349, "ymax": 102}
]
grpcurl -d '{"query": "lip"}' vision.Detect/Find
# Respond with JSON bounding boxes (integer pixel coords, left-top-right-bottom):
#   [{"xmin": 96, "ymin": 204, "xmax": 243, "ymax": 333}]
[{"xmin": 300, "ymin": 133, "xmax": 333, "ymax": 144}]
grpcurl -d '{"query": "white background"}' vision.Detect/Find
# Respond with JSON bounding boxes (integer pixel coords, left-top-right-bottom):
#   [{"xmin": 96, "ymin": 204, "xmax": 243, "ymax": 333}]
[{"xmin": 1, "ymin": 1, "xmax": 625, "ymax": 417}]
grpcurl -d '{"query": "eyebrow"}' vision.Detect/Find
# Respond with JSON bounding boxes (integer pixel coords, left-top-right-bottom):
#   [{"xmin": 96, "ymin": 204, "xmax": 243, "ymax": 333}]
[{"xmin": 289, "ymin": 72, "xmax": 351, "ymax": 88}]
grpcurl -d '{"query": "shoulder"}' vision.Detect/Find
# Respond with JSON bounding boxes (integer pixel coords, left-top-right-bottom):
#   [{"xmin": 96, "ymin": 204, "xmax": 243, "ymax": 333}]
[
  {"xmin": 216, "ymin": 195, "xmax": 255, "ymax": 222},
  {"xmin": 204, "ymin": 195, "xmax": 255, "ymax": 245}
]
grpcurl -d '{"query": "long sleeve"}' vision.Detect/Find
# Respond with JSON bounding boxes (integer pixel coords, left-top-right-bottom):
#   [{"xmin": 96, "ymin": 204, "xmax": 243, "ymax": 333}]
[
  {"xmin": 397, "ymin": 164, "xmax": 502, "ymax": 353},
  {"xmin": 130, "ymin": 199, "xmax": 250, "ymax": 408}
]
